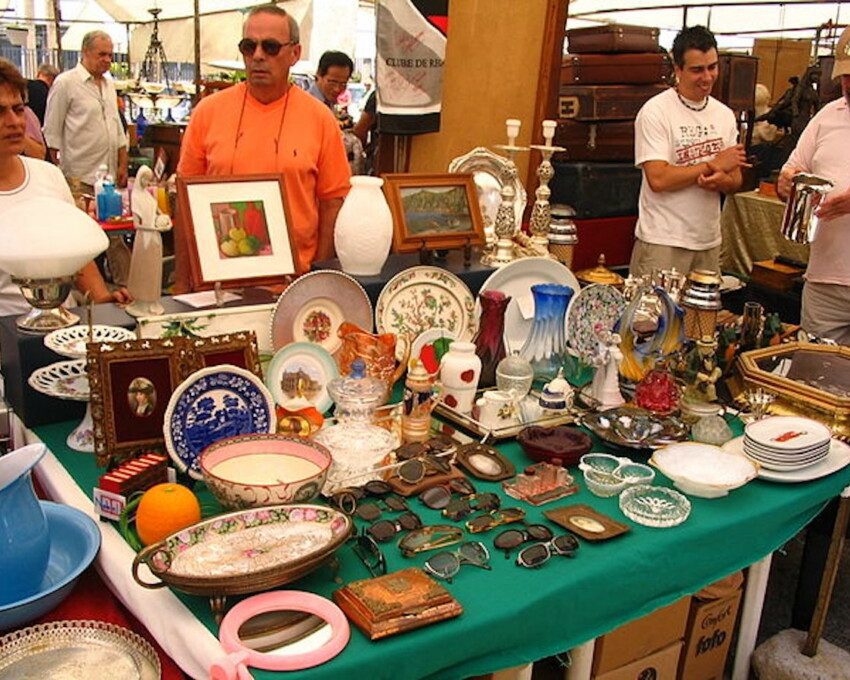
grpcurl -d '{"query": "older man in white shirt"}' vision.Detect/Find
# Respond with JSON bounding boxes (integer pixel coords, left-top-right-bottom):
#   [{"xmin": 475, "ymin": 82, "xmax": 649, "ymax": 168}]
[{"xmin": 43, "ymin": 30, "xmax": 127, "ymax": 189}]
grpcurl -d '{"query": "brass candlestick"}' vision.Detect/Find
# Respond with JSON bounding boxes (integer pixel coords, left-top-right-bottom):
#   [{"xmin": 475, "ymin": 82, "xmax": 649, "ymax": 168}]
[
  {"xmin": 529, "ymin": 120, "xmax": 564, "ymax": 255},
  {"xmin": 485, "ymin": 118, "xmax": 528, "ymax": 267}
]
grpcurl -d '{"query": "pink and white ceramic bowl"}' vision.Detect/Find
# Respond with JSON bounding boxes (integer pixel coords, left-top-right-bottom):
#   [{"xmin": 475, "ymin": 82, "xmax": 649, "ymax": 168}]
[{"xmin": 200, "ymin": 434, "xmax": 332, "ymax": 510}]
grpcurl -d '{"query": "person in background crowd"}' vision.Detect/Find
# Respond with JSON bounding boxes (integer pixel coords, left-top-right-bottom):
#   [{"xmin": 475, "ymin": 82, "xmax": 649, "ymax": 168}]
[
  {"xmin": 43, "ymin": 30, "xmax": 128, "ymax": 190},
  {"xmin": 629, "ymin": 25, "xmax": 747, "ymax": 277},
  {"xmin": 353, "ymin": 88, "xmax": 378, "ymax": 174},
  {"xmin": 22, "ymin": 105, "xmax": 46, "ymax": 159},
  {"xmin": 308, "ymin": 50, "xmax": 354, "ymax": 110},
  {"xmin": 26, "ymin": 62, "xmax": 58, "ymax": 125},
  {"xmin": 0, "ymin": 59, "xmax": 129, "ymax": 317},
  {"xmin": 778, "ymin": 26, "xmax": 850, "ymax": 344},
  {"xmin": 176, "ymin": 4, "xmax": 349, "ymax": 286}
]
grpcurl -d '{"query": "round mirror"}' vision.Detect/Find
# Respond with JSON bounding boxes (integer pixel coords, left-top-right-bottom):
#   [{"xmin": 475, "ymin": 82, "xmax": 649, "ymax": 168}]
[{"xmin": 210, "ymin": 591, "xmax": 349, "ymax": 679}]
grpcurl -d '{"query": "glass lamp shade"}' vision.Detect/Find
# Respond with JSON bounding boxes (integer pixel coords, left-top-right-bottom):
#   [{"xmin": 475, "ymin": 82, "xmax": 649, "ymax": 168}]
[{"xmin": 0, "ymin": 198, "xmax": 109, "ymax": 279}]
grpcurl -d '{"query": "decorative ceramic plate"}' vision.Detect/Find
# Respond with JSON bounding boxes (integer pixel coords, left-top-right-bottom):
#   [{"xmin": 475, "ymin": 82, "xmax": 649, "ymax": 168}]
[
  {"xmin": 375, "ymin": 267, "xmax": 476, "ymax": 341},
  {"xmin": 28, "ymin": 360, "xmax": 89, "ymax": 401},
  {"xmin": 132, "ymin": 505, "xmax": 352, "ymax": 620},
  {"xmin": 164, "ymin": 365, "xmax": 276, "ymax": 480},
  {"xmin": 270, "ymin": 271, "xmax": 373, "ymax": 355},
  {"xmin": 265, "ymin": 342, "xmax": 339, "ymax": 414},
  {"xmin": 567, "ymin": 284, "xmax": 627, "ymax": 364},
  {"xmin": 448, "ymin": 146, "xmax": 526, "ymax": 230},
  {"xmin": 44, "ymin": 324, "xmax": 136, "ymax": 359},
  {"xmin": 477, "ymin": 257, "xmax": 581, "ymax": 355},
  {"xmin": 619, "ymin": 484, "xmax": 691, "ymax": 528},
  {"xmin": 723, "ymin": 436, "xmax": 850, "ymax": 483},
  {"xmin": 744, "ymin": 416, "xmax": 832, "ymax": 452},
  {"xmin": 410, "ymin": 328, "xmax": 457, "ymax": 364},
  {"xmin": 0, "ymin": 620, "xmax": 160, "ymax": 680}
]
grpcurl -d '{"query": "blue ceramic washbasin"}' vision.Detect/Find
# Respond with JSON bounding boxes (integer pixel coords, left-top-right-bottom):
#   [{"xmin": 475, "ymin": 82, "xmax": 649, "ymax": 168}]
[{"xmin": 0, "ymin": 501, "xmax": 101, "ymax": 631}]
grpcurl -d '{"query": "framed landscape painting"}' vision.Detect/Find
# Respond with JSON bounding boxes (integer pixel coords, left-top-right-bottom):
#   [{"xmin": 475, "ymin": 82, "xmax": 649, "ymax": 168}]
[{"xmin": 382, "ymin": 173, "xmax": 485, "ymax": 253}]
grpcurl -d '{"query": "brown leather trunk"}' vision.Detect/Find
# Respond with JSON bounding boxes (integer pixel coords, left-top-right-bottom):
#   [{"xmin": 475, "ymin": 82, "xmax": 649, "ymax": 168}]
[
  {"xmin": 711, "ymin": 53, "xmax": 758, "ymax": 111},
  {"xmin": 566, "ymin": 24, "xmax": 660, "ymax": 54},
  {"xmin": 558, "ymin": 84, "xmax": 668, "ymax": 120},
  {"xmin": 561, "ymin": 53, "xmax": 673, "ymax": 85},
  {"xmin": 554, "ymin": 120, "xmax": 636, "ymax": 162}
]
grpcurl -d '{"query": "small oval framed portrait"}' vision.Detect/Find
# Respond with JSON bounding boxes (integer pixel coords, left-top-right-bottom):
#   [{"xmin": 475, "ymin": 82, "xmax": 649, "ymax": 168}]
[{"xmin": 127, "ymin": 377, "xmax": 157, "ymax": 418}]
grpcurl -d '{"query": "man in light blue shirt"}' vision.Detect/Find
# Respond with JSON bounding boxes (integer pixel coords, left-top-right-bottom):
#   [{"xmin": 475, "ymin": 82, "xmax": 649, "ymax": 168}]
[{"xmin": 308, "ymin": 51, "xmax": 353, "ymax": 109}]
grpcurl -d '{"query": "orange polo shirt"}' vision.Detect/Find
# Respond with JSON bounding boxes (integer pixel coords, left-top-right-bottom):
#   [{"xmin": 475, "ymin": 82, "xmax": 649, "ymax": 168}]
[{"xmin": 178, "ymin": 83, "xmax": 350, "ymax": 276}]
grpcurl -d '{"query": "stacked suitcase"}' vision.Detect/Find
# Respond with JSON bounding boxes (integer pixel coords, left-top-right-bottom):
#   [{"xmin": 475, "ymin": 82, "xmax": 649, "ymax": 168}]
[{"xmin": 551, "ymin": 24, "xmax": 672, "ymax": 264}]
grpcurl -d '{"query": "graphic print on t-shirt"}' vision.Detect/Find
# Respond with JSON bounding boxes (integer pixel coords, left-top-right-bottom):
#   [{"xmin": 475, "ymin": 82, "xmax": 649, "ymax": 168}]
[{"xmin": 674, "ymin": 123, "xmax": 724, "ymax": 165}]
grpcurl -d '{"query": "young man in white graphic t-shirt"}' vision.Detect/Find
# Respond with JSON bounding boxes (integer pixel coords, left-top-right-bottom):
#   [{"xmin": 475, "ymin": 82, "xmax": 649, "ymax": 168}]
[{"xmin": 629, "ymin": 25, "xmax": 747, "ymax": 276}]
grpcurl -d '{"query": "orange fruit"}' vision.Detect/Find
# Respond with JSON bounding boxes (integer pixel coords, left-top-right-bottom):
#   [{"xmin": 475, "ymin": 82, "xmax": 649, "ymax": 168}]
[{"xmin": 135, "ymin": 483, "xmax": 201, "ymax": 546}]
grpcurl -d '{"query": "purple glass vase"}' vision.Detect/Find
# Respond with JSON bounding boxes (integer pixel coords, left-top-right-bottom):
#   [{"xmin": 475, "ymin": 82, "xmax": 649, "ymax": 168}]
[{"xmin": 473, "ymin": 290, "xmax": 511, "ymax": 387}]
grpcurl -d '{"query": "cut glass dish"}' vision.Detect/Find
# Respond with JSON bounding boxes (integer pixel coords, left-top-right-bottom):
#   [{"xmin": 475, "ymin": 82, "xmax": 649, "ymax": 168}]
[{"xmin": 619, "ymin": 484, "xmax": 691, "ymax": 528}]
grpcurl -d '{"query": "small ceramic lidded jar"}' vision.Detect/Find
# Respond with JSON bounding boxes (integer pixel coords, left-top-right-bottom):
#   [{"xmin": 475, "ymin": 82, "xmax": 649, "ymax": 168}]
[
  {"xmin": 334, "ymin": 176, "xmax": 393, "ymax": 276},
  {"xmin": 439, "ymin": 341, "xmax": 482, "ymax": 414}
]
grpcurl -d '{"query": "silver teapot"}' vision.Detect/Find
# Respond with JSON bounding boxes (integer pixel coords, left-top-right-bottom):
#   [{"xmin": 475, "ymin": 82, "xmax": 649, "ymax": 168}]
[{"xmin": 781, "ymin": 173, "xmax": 834, "ymax": 244}]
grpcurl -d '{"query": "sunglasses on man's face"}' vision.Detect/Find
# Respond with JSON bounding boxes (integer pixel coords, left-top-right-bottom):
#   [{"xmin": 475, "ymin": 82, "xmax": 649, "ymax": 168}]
[{"xmin": 238, "ymin": 38, "xmax": 295, "ymax": 57}]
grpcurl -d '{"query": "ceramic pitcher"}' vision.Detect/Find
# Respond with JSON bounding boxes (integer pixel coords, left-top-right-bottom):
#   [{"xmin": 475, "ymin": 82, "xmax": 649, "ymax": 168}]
[
  {"xmin": 336, "ymin": 322, "xmax": 409, "ymax": 403},
  {"xmin": 0, "ymin": 443, "xmax": 50, "ymax": 605}
]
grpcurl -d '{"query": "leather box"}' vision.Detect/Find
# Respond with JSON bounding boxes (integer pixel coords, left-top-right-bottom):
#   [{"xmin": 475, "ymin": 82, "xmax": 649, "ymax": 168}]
[
  {"xmin": 558, "ymin": 84, "xmax": 668, "ymax": 121},
  {"xmin": 750, "ymin": 259, "xmax": 804, "ymax": 293},
  {"xmin": 711, "ymin": 53, "xmax": 758, "ymax": 111},
  {"xmin": 566, "ymin": 24, "xmax": 659, "ymax": 54},
  {"xmin": 333, "ymin": 568, "xmax": 462, "ymax": 640},
  {"xmin": 551, "ymin": 161, "xmax": 642, "ymax": 219},
  {"xmin": 561, "ymin": 53, "xmax": 673, "ymax": 86},
  {"xmin": 554, "ymin": 120, "xmax": 635, "ymax": 162}
]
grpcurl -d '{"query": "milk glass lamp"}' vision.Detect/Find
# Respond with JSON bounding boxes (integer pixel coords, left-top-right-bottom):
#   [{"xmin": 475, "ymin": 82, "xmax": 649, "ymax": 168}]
[{"xmin": 0, "ymin": 198, "xmax": 109, "ymax": 332}]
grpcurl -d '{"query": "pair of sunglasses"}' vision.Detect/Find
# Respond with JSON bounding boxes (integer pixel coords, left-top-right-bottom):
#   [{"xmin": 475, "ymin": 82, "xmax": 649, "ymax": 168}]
[
  {"xmin": 423, "ymin": 541, "xmax": 492, "ymax": 583},
  {"xmin": 349, "ymin": 532, "xmax": 386, "ymax": 578},
  {"xmin": 398, "ymin": 524, "xmax": 464, "ymax": 558},
  {"xmin": 396, "ymin": 453, "xmax": 453, "ymax": 485},
  {"xmin": 466, "ymin": 507, "xmax": 526, "ymax": 534},
  {"xmin": 366, "ymin": 511, "xmax": 423, "ymax": 543},
  {"xmin": 515, "ymin": 535, "xmax": 580, "ymax": 568},
  {"xmin": 442, "ymin": 492, "xmax": 501, "ymax": 521},
  {"xmin": 331, "ymin": 480, "xmax": 397, "ymax": 517},
  {"xmin": 418, "ymin": 478, "xmax": 477, "ymax": 510},
  {"xmin": 237, "ymin": 38, "xmax": 296, "ymax": 57},
  {"xmin": 493, "ymin": 524, "xmax": 554, "ymax": 558}
]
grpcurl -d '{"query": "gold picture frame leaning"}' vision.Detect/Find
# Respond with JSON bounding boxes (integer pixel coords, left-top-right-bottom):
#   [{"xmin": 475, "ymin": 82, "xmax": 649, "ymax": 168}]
[
  {"xmin": 382, "ymin": 173, "xmax": 485, "ymax": 253},
  {"xmin": 177, "ymin": 174, "xmax": 297, "ymax": 291}
]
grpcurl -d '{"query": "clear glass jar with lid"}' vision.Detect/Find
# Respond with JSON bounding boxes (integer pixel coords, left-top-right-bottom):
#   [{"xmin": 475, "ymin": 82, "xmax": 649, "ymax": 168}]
[{"xmin": 314, "ymin": 358, "xmax": 398, "ymax": 493}]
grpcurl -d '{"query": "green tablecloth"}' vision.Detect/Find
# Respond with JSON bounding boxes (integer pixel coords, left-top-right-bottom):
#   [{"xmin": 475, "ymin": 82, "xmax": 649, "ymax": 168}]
[{"xmin": 34, "ymin": 419, "xmax": 850, "ymax": 680}]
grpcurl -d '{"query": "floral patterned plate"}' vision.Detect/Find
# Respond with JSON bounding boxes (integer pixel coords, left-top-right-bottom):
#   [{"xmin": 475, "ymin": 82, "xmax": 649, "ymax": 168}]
[
  {"xmin": 164, "ymin": 365, "xmax": 276, "ymax": 480},
  {"xmin": 28, "ymin": 360, "xmax": 89, "ymax": 401},
  {"xmin": 132, "ymin": 504, "xmax": 352, "ymax": 622},
  {"xmin": 375, "ymin": 266, "xmax": 476, "ymax": 341},
  {"xmin": 265, "ymin": 342, "xmax": 339, "ymax": 414},
  {"xmin": 270, "ymin": 270, "xmax": 373, "ymax": 355},
  {"xmin": 567, "ymin": 284, "xmax": 626, "ymax": 364}
]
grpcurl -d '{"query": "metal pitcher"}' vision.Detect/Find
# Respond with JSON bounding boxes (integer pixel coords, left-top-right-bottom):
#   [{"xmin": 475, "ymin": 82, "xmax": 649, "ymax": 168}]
[{"xmin": 781, "ymin": 173, "xmax": 834, "ymax": 244}]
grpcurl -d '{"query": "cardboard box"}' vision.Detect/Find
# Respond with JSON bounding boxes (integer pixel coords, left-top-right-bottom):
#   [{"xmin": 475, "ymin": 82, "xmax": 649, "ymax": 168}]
[
  {"xmin": 592, "ymin": 597, "xmax": 691, "ymax": 675},
  {"xmin": 750, "ymin": 259, "xmax": 804, "ymax": 293},
  {"xmin": 678, "ymin": 576, "xmax": 743, "ymax": 680},
  {"xmin": 596, "ymin": 641, "xmax": 683, "ymax": 680}
]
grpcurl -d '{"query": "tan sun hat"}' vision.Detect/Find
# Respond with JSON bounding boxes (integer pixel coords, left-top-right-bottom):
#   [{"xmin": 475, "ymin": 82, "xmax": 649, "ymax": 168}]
[{"xmin": 834, "ymin": 25, "xmax": 850, "ymax": 78}]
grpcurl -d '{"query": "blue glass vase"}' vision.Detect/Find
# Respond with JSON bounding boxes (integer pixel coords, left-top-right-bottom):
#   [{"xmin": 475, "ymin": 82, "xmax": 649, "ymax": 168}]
[{"xmin": 519, "ymin": 283, "xmax": 574, "ymax": 385}]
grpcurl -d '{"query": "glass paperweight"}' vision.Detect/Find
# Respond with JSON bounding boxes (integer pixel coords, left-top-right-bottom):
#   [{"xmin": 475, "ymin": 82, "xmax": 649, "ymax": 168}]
[
  {"xmin": 691, "ymin": 415, "xmax": 734, "ymax": 446},
  {"xmin": 619, "ymin": 485, "xmax": 691, "ymax": 528},
  {"xmin": 495, "ymin": 352, "xmax": 534, "ymax": 397},
  {"xmin": 314, "ymin": 359, "xmax": 398, "ymax": 493}
]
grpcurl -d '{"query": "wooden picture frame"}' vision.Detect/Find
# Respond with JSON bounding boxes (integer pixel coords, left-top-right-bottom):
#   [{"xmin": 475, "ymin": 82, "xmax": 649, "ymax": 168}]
[
  {"xmin": 382, "ymin": 173, "xmax": 485, "ymax": 253},
  {"xmin": 87, "ymin": 338, "xmax": 196, "ymax": 467},
  {"xmin": 177, "ymin": 174, "xmax": 297, "ymax": 291},
  {"xmin": 186, "ymin": 331, "xmax": 262, "ymax": 378}
]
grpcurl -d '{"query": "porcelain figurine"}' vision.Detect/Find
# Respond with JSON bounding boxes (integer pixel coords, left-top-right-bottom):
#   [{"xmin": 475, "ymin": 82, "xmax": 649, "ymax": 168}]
[
  {"xmin": 334, "ymin": 176, "xmax": 393, "ymax": 276},
  {"xmin": 684, "ymin": 336, "xmax": 722, "ymax": 403},
  {"xmin": 590, "ymin": 331, "xmax": 625, "ymax": 409},
  {"xmin": 125, "ymin": 166, "xmax": 172, "ymax": 317},
  {"xmin": 538, "ymin": 368, "xmax": 573, "ymax": 412}
]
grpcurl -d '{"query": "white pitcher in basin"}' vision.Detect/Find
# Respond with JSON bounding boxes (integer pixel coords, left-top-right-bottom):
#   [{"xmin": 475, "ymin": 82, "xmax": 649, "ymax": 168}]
[{"xmin": 0, "ymin": 443, "xmax": 50, "ymax": 606}]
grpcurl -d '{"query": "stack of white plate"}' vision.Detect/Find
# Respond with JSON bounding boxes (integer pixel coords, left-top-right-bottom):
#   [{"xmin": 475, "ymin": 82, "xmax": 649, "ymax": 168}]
[{"xmin": 743, "ymin": 416, "xmax": 832, "ymax": 471}]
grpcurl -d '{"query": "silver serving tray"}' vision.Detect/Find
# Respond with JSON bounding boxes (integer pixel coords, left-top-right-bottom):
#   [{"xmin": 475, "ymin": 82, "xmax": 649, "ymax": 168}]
[
  {"xmin": 581, "ymin": 406, "xmax": 689, "ymax": 450},
  {"xmin": 0, "ymin": 620, "xmax": 161, "ymax": 680}
]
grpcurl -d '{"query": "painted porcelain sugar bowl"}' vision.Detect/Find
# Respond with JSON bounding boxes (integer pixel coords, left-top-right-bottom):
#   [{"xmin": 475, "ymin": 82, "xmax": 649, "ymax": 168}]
[{"xmin": 314, "ymin": 359, "xmax": 398, "ymax": 493}]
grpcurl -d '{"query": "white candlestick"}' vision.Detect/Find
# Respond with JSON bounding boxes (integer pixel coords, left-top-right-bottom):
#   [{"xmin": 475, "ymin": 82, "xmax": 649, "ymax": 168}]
[
  {"xmin": 506, "ymin": 118, "xmax": 521, "ymax": 146},
  {"xmin": 542, "ymin": 119, "xmax": 556, "ymax": 145}
]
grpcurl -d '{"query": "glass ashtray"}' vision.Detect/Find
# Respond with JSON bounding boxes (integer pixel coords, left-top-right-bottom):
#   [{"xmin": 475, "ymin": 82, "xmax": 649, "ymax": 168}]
[
  {"xmin": 581, "ymin": 468, "xmax": 627, "ymax": 498},
  {"xmin": 578, "ymin": 455, "xmax": 655, "ymax": 497},
  {"xmin": 618, "ymin": 485, "xmax": 691, "ymax": 528}
]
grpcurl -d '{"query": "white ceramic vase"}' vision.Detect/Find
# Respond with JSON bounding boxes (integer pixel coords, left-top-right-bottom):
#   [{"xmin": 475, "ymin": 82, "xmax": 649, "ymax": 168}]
[
  {"xmin": 334, "ymin": 176, "xmax": 393, "ymax": 276},
  {"xmin": 439, "ymin": 341, "xmax": 482, "ymax": 414}
]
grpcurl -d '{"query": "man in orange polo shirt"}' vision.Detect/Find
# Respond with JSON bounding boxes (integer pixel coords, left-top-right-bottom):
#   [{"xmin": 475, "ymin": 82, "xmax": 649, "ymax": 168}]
[{"xmin": 176, "ymin": 4, "xmax": 350, "ymax": 285}]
